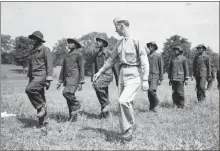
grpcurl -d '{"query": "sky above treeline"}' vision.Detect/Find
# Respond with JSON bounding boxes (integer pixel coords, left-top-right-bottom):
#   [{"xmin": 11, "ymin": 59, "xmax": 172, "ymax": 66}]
[{"xmin": 1, "ymin": 2, "xmax": 219, "ymax": 53}]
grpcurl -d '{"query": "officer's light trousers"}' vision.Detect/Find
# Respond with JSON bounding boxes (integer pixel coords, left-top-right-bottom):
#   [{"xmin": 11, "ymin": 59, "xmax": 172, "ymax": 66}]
[{"xmin": 118, "ymin": 66, "xmax": 141, "ymax": 133}]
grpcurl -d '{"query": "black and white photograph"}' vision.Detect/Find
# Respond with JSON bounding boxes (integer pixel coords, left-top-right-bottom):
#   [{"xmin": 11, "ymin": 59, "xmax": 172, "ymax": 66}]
[{"xmin": 1, "ymin": 1, "xmax": 219, "ymax": 150}]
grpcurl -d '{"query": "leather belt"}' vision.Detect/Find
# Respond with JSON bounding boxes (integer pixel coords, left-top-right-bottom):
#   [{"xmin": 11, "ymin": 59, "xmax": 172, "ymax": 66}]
[{"xmin": 120, "ymin": 63, "xmax": 139, "ymax": 69}]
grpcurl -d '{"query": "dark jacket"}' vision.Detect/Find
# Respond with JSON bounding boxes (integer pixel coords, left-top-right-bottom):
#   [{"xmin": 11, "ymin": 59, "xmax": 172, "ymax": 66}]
[
  {"xmin": 148, "ymin": 52, "xmax": 163, "ymax": 81},
  {"xmin": 193, "ymin": 53, "xmax": 211, "ymax": 77},
  {"xmin": 27, "ymin": 44, "xmax": 53, "ymax": 81},
  {"xmin": 91, "ymin": 47, "xmax": 118, "ymax": 87},
  {"xmin": 217, "ymin": 70, "xmax": 220, "ymax": 85},
  {"xmin": 168, "ymin": 54, "xmax": 189, "ymax": 81},
  {"xmin": 59, "ymin": 49, "xmax": 85, "ymax": 86}
]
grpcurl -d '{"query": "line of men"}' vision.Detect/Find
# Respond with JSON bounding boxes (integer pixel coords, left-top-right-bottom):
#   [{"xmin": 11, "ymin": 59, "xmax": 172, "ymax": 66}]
[{"xmin": 25, "ymin": 17, "xmax": 219, "ymax": 141}]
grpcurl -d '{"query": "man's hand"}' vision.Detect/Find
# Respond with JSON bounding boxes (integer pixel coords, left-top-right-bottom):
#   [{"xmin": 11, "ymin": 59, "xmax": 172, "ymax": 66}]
[
  {"xmin": 45, "ymin": 81, "xmax": 51, "ymax": 90},
  {"xmin": 78, "ymin": 84, "xmax": 82, "ymax": 91},
  {"xmin": 184, "ymin": 80, "xmax": 188, "ymax": 85},
  {"xmin": 93, "ymin": 71, "xmax": 101, "ymax": 83},
  {"xmin": 169, "ymin": 80, "xmax": 172, "ymax": 86},
  {"xmin": 56, "ymin": 81, "xmax": 62, "ymax": 90},
  {"xmin": 158, "ymin": 80, "xmax": 162, "ymax": 85},
  {"xmin": 191, "ymin": 77, "xmax": 194, "ymax": 81},
  {"xmin": 142, "ymin": 81, "xmax": 149, "ymax": 91}
]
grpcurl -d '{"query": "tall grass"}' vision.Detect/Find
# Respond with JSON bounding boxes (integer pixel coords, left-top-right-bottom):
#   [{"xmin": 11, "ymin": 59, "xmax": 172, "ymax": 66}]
[{"xmin": 1, "ymin": 65, "xmax": 219, "ymax": 150}]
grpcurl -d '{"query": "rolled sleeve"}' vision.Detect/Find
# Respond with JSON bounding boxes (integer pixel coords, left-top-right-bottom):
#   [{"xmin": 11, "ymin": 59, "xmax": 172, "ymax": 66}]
[
  {"xmin": 45, "ymin": 48, "xmax": 53, "ymax": 81},
  {"xmin": 139, "ymin": 42, "xmax": 149, "ymax": 81}
]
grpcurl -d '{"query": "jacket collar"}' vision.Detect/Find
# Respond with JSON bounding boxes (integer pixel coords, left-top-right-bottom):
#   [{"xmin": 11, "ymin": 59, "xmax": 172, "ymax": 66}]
[
  {"xmin": 149, "ymin": 51, "xmax": 156, "ymax": 57},
  {"xmin": 30, "ymin": 44, "xmax": 43, "ymax": 54},
  {"xmin": 67, "ymin": 49, "xmax": 78, "ymax": 57},
  {"xmin": 97, "ymin": 47, "xmax": 107, "ymax": 56}
]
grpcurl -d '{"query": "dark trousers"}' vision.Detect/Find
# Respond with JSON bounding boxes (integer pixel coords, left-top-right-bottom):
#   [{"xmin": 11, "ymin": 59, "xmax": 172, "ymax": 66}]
[
  {"xmin": 196, "ymin": 77, "xmax": 207, "ymax": 101},
  {"xmin": 94, "ymin": 86, "xmax": 110, "ymax": 111},
  {"xmin": 148, "ymin": 80, "xmax": 159, "ymax": 110},
  {"xmin": 25, "ymin": 76, "xmax": 46, "ymax": 109},
  {"xmin": 171, "ymin": 81, "xmax": 185, "ymax": 107},
  {"xmin": 63, "ymin": 85, "xmax": 81, "ymax": 114}
]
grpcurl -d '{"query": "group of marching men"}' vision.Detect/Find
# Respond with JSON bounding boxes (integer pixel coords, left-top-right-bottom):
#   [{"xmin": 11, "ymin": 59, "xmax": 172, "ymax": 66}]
[{"xmin": 25, "ymin": 17, "xmax": 219, "ymax": 141}]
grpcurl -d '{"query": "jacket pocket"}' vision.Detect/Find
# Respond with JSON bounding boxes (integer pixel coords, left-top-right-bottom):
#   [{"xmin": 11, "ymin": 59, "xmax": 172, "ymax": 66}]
[{"xmin": 125, "ymin": 52, "xmax": 136, "ymax": 63}]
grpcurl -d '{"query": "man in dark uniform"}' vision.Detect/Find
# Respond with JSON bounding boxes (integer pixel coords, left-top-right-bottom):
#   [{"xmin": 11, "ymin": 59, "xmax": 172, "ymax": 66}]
[
  {"xmin": 146, "ymin": 41, "xmax": 163, "ymax": 112},
  {"xmin": 91, "ymin": 36, "xmax": 118, "ymax": 118},
  {"xmin": 25, "ymin": 31, "xmax": 53, "ymax": 127},
  {"xmin": 217, "ymin": 69, "xmax": 220, "ymax": 90},
  {"xmin": 168, "ymin": 46, "xmax": 189, "ymax": 108},
  {"xmin": 192, "ymin": 44, "xmax": 211, "ymax": 102},
  {"xmin": 56, "ymin": 38, "xmax": 85, "ymax": 122},
  {"xmin": 206, "ymin": 63, "xmax": 215, "ymax": 90}
]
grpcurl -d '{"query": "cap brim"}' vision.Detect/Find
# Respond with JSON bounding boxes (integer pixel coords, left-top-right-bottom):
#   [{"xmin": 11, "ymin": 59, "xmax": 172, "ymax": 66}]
[
  {"xmin": 67, "ymin": 39, "xmax": 81, "ymax": 48},
  {"xmin": 147, "ymin": 43, "xmax": 158, "ymax": 50},
  {"xmin": 173, "ymin": 47, "xmax": 183, "ymax": 51},
  {"xmin": 28, "ymin": 35, "xmax": 45, "ymax": 43},
  {"xmin": 96, "ymin": 38, "xmax": 108, "ymax": 47}
]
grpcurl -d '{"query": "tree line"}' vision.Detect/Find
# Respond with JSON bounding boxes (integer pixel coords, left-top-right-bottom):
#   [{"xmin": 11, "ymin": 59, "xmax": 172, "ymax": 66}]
[{"xmin": 1, "ymin": 33, "xmax": 219, "ymax": 76}]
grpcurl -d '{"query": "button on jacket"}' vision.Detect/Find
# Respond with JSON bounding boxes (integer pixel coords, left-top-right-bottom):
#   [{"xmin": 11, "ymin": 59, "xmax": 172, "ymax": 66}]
[
  {"xmin": 59, "ymin": 50, "xmax": 85, "ymax": 86},
  {"xmin": 148, "ymin": 52, "xmax": 163, "ymax": 81},
  {"xmin": 193, "ymin": 54, "xmax": 211, "ymax": 77},
  {"xmin": 27, "ymin": 44, "xmax": 53, "ymax": 81},
  {"xmin": 91, "ymin": 47, "xmax": 118, "ymax": 87},
  {"xmin": 168, "ymin": 55, "xmax": 189, "ymax": 81}
]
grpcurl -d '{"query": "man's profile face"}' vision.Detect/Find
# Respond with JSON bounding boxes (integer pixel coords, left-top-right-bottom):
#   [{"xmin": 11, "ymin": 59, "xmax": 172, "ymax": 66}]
[
  {"xmin": 174, "ymin": 49, "xmax": 181, "ymax": 55},
  {"xmin": 115, "ymin": 23, "xmax": 124, "ymax": 36},
  {"xmin": 31, "ymin": 36, "xmax": 41, "ymax": 46},
  {"xmin": 197, "ymin": 47, "xmax": 204, "ymax": 54},
  {"xmin": 96, "ymin": 40, "xmax": 103, "ymax": 48},
  {"xmin": 149, "ymin": 45, "xmax": 155, "ymax": 52}
]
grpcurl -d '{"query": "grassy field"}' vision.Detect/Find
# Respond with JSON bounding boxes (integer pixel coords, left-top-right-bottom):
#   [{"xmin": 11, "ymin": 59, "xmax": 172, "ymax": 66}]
[{"xmin": 1, "ymin": 64, "xmax": 219, "ymax": 150}]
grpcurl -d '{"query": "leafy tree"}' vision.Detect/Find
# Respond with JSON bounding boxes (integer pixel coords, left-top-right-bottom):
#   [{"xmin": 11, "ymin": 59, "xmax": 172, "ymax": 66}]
[
  {"xmin": 190, "ymin": 45, "xmax": 219, "ymax": 75},
  {"xmin": 162, "ymin": 35, "xmax": 191, "ymax": 73},
  {"xmin": 52, "ymin": 32, "xmax": 119, "ymax": 76},
  {"xmin": 1, "ymin": 34, "xmax": 15, "ymax": 64},
  {"xmin": 52, "ymin": 38, "xmax": 68, "ymax": 66},
  {"xmin": 13, "ymin": 36, "xmax": 32, "ymax": 73}
]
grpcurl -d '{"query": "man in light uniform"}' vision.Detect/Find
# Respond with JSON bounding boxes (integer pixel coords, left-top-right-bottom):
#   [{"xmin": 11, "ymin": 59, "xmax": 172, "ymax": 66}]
[{"xmin": 93, "ymin": 17, "xmax": 149, "ymax": 141}]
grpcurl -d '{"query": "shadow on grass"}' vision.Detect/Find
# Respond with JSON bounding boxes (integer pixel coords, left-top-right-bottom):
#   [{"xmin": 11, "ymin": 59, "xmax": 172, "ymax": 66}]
[
  {"xmin": 135, "ymin": 107, "xmax": 148, "ymax": 113},
  {"xmin": 80, "ymin": 127, "xmax": 123, "ymax": 142},
  {"xmin": 78, "ymin": 111, "xmax": 100, "ymax": 119},
  {"xmin": 48, "ymin": 112, "xmax": 68, "ymax": 123},
  {"xmin": 111, "ymin": 110, "xmax": 119, "ymax": 116},
  {"xmin": 159, "ymin": 101, "xmax": 173, "ymax": 108},
  {"xmin": 10, "ymin": 69, "xmax": 27, "ymax": 74},
  {"xmin": 17, "ymin": 116, "xmax": 39, "ymax": 128}
]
